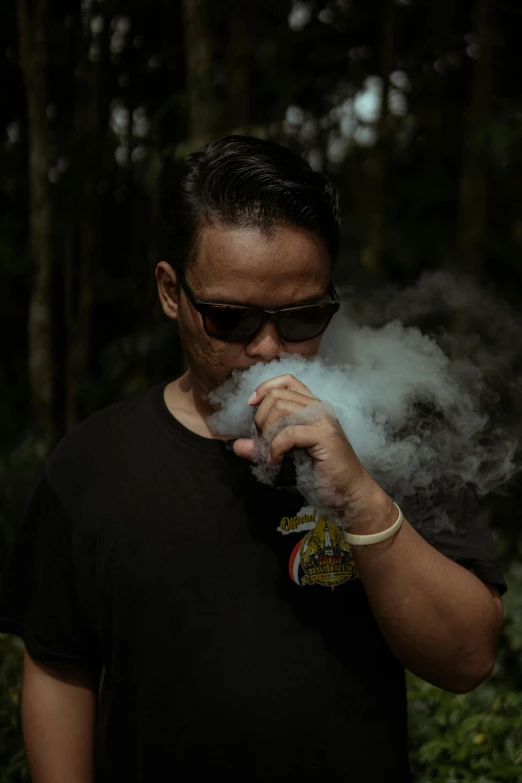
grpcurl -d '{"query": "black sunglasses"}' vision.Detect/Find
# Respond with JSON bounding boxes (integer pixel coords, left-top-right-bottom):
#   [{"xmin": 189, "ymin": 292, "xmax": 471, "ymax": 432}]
[{"xmin": 178, "ymin": 274, "xmax": 340, "ymax": 343}]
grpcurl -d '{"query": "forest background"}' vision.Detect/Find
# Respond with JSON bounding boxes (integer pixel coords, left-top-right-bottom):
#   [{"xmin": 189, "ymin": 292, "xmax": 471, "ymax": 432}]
[{"xmin": 1, "ymin": 0, "xmax": 522, "ymax": 780}]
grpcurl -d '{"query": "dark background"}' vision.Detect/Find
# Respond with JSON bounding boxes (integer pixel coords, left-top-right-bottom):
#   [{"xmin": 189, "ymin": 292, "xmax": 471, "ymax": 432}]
[{"xmin": 1, "ymin": 1, "xmax": 522, "ymax": 780}]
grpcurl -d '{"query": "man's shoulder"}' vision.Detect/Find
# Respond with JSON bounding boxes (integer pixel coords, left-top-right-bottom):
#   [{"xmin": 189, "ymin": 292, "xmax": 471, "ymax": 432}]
[{"xmin": 45, "ymin": 383, "xmax": 159, "ymax": 487}]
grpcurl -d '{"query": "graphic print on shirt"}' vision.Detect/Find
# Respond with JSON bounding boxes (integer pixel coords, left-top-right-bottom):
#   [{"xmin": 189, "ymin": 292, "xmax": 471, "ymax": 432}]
[{"xmin": 278, "ymin": 506, "xmax": 360, "ymax": 588}]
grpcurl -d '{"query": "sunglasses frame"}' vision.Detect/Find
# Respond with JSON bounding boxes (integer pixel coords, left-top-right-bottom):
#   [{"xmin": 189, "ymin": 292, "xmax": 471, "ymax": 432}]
[{"xmin": 177, "ymin": 273, "xmax": 340, "ymax": 343}]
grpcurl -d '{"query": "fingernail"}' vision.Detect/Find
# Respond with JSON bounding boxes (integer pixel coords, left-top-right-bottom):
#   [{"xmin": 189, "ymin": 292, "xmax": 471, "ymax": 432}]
[{"xmin": 248, "ymin": 392, "xmax": 257, "ymax": 405}]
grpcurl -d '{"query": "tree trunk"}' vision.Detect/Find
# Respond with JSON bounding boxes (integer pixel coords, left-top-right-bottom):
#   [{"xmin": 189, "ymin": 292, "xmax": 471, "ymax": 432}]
[
  {"xmin": 224, "ymin": 0, "xmax": 250, "ymax": 134},
  {"xmin": 147, "ymin": 152, "xmax": 163, "ymax": 309},
  {"xmin": 183, "ymin": 0, "xmax": 215, "ymax": 146},
  {"xmin": 359, "ymin": 0, "xmax": 396, "ymax": 279},
  {"xmin": 64, "ymin": 5, "xmax": 108, "ymax": 428},
  {"xmin": 457, "ymin": 0, "xmax": 494, "ymax": 275},
  {"xmin": 18, "ymin": 0, "xmax": 54, "ymax": 433}
]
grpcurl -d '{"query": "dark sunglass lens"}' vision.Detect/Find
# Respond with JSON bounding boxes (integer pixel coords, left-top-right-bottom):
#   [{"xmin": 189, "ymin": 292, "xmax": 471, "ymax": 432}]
[
  {"xmin": 205, "ymin": 307, "xmax": 263, "ymax": 341},
  {"xmin": 277, "ymin": 306, "xmax": 332, "ymax": 341}
]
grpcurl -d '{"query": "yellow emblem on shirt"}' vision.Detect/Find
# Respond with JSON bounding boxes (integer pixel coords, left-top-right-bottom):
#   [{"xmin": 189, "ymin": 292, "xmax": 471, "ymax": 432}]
[{"xmin": 281, "ymin": 507, "xmax": 360, "ymax": 588}]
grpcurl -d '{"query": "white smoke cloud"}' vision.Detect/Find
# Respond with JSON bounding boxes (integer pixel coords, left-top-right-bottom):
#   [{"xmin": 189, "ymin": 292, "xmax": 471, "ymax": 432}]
[{"xmin": 207, "ymin": 272, "xmax": 520, "ymax": 535}]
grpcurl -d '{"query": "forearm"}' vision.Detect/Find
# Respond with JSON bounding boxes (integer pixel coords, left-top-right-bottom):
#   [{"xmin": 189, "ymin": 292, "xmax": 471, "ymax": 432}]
[
  {"xmin": 22, "ymin": 651, "xmax": 99, "ymax": 783},
  {"xmin": 344, "ymin": 481, "xmax": 503, "ymax": 693}
]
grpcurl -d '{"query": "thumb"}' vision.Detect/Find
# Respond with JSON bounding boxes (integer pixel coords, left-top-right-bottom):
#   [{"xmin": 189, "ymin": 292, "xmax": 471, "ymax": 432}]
[{"xmin": 233, "ymin": 438, "xmax": 258, "ymax": 460}]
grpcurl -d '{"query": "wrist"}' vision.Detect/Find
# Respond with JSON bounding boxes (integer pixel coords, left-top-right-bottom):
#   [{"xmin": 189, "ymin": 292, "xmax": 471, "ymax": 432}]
[{"xmin": 341, "ymin": 480, "xmax": 396, "ymax": 536}]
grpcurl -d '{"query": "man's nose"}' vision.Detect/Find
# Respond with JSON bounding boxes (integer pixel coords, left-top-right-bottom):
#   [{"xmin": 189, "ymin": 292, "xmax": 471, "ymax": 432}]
[{"xmin": 245, "ymin": 320, "xmax": 284, "ymax": 361}]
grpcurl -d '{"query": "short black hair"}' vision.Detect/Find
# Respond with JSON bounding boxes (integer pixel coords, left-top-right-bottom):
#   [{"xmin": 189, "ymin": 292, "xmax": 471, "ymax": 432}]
[{"xmin": 169, "ymin": 135, "xmax": 340, "ymax": 274}]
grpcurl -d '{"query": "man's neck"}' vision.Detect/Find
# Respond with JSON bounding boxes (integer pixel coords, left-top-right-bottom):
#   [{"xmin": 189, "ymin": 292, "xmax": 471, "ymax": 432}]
[{"xmin": 163, "ymin": 371, "xmax": 218, "ymax": 439}]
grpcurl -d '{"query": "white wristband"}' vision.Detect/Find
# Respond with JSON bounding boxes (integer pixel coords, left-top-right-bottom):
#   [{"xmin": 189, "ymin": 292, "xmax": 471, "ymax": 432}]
[{"xmin": 343, "ymin": 502, "xmax": 403, "ymax": 546}]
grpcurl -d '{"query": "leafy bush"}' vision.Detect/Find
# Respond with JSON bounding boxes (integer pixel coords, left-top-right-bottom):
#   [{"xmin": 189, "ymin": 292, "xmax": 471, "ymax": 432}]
[
  {"xmin": 407, "ymin": 672, "xmax": 522, "ymax": 782},
  {"xmin": 407, "ymin": 558, "xmax": 522, "ymax": 782},
  {"xmin": 0, "ymin": 635, "xmax": 27, "ymax": 783}
]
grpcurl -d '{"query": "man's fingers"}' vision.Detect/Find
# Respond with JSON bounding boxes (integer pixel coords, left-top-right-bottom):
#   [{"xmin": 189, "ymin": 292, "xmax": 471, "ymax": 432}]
[
  {"xmin": 255, "ymin": 398, "xmax": 308, "ymax": 435},
  {"xmin": 268, "ymin": 425, "xmax": 319, "ymax": 464},
  {"xmin": 253, "ymin": 388, "xmax": 315, "ymax": 432},
  {"xmin": 249, "ymin": 374, "xmax": 316, "ymax": 406}
]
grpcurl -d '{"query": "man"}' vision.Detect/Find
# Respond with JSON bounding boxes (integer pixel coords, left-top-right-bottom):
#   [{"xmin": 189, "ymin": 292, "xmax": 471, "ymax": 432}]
[{"xmin": 0, "ymin": 136, "xmax": 506, "ymax": 782}]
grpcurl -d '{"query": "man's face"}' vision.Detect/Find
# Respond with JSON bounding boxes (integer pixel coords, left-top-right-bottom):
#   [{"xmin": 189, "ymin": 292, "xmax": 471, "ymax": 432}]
[{"xmin": 157, "ymin": 222, "xmax": 332, "ymax": 398}]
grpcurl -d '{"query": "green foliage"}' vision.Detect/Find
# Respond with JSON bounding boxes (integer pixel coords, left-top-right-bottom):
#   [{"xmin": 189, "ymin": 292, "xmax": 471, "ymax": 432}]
[
  {"xmin": 407, "ymin": 673, "xmax": 522, "ymax": 782},
  {"xmin": 0, "ymin": 635, "xmax": 28, "ymax": 783},
  {"xmin": 406, "ymin": 560, "xmax": 522, "ymax": 781}
]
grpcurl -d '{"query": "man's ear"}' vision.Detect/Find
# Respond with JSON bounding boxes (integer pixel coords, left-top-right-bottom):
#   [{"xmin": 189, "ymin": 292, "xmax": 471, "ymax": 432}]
[{"xmin": 156, "ymin": 261, "xmax": 179, "ymax": 320}]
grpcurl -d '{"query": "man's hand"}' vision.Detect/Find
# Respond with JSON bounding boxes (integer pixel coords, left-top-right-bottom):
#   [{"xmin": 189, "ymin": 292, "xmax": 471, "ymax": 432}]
[{"xmin": 232, "ymin": 373, "xmax": 376, "ymax": 513}]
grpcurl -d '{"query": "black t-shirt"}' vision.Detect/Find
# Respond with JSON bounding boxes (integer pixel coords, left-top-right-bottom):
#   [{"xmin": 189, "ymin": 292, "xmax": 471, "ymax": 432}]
[{"xmin": 0, "ymin": 378, "xmax": 507, "ymax": 782}]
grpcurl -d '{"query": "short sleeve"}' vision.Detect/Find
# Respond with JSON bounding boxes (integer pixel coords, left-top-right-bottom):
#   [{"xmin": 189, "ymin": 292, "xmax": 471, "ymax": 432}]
[
  {"xmin": 0, "ymin": 476, "xmax": 101, "ymax": 671},
  {"xmin": 405, "ymin": 485, "xmax": 507, "ymax": 597}
]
